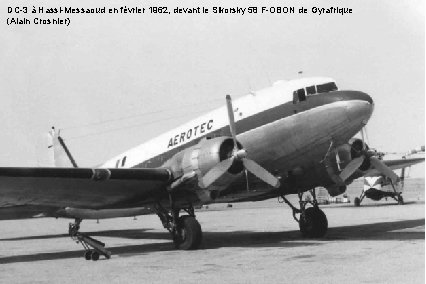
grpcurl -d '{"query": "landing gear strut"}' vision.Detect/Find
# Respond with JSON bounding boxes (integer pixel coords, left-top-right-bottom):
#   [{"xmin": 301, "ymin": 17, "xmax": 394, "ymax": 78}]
[
  {"xmin": 354, "ymin": 192, "xmax": 365, "ymax": 207},
  {"xmin": 154, "ymin": 191, "xmax": 202, "ymax": 250},
  {"xmin": 280, "ymin": 189, "xmax": 328, "ymax": 238},
  {"xmin": 390, "ymin": 181, "xmax": 404, "ymax": 205},
  {"xmin": 69, "ymin": 218, "xmax": 111, "ymax": 261}
]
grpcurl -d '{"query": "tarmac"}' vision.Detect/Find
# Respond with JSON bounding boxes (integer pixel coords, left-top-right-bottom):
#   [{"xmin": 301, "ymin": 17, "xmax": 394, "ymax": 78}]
[{"xmin": 0, "ymin": 180, "xmax": 424, "ymax": 283}]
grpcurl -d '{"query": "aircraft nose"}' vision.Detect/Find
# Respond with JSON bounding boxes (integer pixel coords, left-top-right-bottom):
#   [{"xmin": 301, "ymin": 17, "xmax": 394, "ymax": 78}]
[
  {"xmin": 344, "ymin": 91, "xmax": 374, "ymax": 123},
  {"xmin": 352, "ymin": 91, "xmax": 373, "ymax": 105}
]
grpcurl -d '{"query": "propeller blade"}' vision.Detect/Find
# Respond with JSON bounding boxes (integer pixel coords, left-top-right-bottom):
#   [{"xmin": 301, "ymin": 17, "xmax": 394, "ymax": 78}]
[
  {"xmin": 226, "ymin": 95, "xmax": 238, "ymax": 149},
  {"xmin": 369, "ymin": 156, "xmax": 399, "ymax": 183},
  {"xmin": 242, "ymin": 158, "xmax": 280, "ymax": 188},
  {"xmin": 339, "ymin": 156, "xmax": 365, "ymax": 182},
  {"xmin": 360, "ymin": 127, "xmax": 366, "ymax": 150},
  {"xmin": 201, "ymin": 158, "xmax": 234, "ymax": 188},
  {"xmin": 244, "ymin": 169, "xmax": 249, "ymax": 192}
]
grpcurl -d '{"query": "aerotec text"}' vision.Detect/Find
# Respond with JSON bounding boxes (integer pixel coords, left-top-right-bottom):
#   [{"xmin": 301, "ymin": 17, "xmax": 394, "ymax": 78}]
[{"xmin": 168, "ymin": 120, "xmax": 214, "ymax": 148}]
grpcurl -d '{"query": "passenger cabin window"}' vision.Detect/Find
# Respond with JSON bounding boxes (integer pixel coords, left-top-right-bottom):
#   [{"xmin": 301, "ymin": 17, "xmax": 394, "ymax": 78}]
[{"xmin": 317, "ymin": 82, "xmax": 338, "ymax": 93}]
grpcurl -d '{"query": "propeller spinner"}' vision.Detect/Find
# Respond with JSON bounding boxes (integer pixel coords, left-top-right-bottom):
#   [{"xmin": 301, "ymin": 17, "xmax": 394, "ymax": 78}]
[{"xmin": 201, "ymin": 95, "xmax": 280, "ymax": 189}]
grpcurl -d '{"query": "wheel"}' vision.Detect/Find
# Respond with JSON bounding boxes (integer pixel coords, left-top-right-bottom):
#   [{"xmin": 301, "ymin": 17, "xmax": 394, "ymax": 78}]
[
  {"xmin": 299, "ymin": 207, "xmax": 328, "ymax": 238},
  {"xmin": 173, "ymin": 216, "xmax": 202, "ymax": 250},
  {"xmin": 91, "ymin": 251, "xmax": 100, "ymax": 261},
  {"xmin": 397, "ymin": 195, "xmax": 404, "ymax": 205},
  {"xmin": 354, "ymin": 197, "xmax": 361, "ymax": 207},
  {"xmin": 84, "ymin": 250, "xmax": 92, "ymax": 260}
]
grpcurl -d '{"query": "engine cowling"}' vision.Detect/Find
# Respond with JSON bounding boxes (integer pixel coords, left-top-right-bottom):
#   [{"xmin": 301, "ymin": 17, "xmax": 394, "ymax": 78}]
[{"xmin": 163, "ymin": 137, "xmax": 244, "ymax": 191}]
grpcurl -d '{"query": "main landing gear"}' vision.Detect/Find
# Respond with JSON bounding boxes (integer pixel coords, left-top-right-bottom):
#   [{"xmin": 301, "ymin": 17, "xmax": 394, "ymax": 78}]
[
  {"xmin": 69, "ymin": 218, "xmax": 111, "ymax": 261},
  {"xmin": 390, "ymin": 181, "xmax": 404, "ymax": 205},
  {"xmin": 155, "ymin": 205, "xmax": 202, "ymax": 249},
  {"xmin": 154, "ymin": 192, "xmax": 202, "ymax": 250},
  {"xmin": 354, "ymin": 192, "xmax": 365, "ymax": 207},
  {"xmin": 280, "ymin": 189, "xmax": 328, "ymax": 238}
]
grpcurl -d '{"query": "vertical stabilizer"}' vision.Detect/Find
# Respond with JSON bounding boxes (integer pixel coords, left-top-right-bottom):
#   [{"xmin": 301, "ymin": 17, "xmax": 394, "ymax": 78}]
[{"xmin": 48, "ymin": 127, "xmax": 78, "ymax": 168}]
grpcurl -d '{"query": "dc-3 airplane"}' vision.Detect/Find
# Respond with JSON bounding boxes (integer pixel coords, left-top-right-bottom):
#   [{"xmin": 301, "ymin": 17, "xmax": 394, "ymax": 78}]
[
  {"xmin": 354, "ymin": 146, "xmax": 425, "ymax": 206},
  {"xmin": 0, "ymin": 77, "xmax": 424, "ymax": 261}
]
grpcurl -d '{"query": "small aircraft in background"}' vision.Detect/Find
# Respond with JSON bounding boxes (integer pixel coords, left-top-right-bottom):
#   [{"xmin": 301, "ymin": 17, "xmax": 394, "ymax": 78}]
[{"xmin": 354, "ymin": 146, "xmax": 425, "ymax": 206}]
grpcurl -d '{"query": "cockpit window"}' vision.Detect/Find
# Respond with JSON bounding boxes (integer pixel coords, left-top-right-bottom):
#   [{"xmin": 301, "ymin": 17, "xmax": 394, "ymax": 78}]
[
  {"xmin": 297, "ymin": 88, "xmax": 306, "ymax": 102},
  {"xmin": 293, "ymin": 82, "xmax": 337, "ymax": 103},
  {"xmin": 306, "ymin": 85, "xmax": 316, "ymax": 95},
  {"xmin": 317, "ymin": 82, "xmax": 338, "ymax": 93}
]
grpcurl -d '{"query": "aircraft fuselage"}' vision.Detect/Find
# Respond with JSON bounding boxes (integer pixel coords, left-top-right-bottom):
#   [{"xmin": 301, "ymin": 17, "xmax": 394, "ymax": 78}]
[{"xmin": 102, "ymin": 77, "xmax": 374, "ymax": 200}]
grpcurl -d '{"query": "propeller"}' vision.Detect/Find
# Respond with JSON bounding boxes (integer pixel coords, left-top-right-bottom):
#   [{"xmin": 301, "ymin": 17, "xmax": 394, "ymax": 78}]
[
  {"xmin": 226, "ymin": 95, "xmax": 238, "ymax": 149},
  {"xmin": 201, "ymin": 95, "xmax": 280, "ymax": 189},
  {"xmin": 338, "ymin": 156, "xmax": 364, "ymax": 181},
  {"xmin": 338, "ymin": 127, "xmax": 399, "ymax": 184},
  {"xmin": 369, "ymin": 156, "xmax": 398, "ymax": 182},
  {"xmin": 201, "ymin": 157, "xmax": 235, "ymax": 187}
]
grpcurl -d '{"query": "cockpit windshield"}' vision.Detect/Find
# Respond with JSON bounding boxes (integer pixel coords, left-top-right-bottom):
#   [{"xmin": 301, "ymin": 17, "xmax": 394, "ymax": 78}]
[
  {"xmin": 306, "ymin": 85, "xmax": 316, "ymax": 95},
  {"xmin": 316, "ymin": 82, "xmax": 338, "ymax": 93},
  {"xmin": 292, "ymin": 81, "xmax": 338, "ymax": 104}
]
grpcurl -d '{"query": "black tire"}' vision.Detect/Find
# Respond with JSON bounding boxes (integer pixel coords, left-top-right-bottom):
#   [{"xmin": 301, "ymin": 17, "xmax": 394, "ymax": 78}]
[
  {"xmin": 354, "ymin": 197, "xmax": 361, "ymax": 207},
  {"xmin": 398, "ymin": 195, "xmax": 404, "ymax": 205},
  {"xmin": 91, "ymin": 251, "xmax": 100, "ymax": 261},
  {"xmin": 84, "ymin": 250, "xmax": 92, "ymax": 260},
  {"xmin": 174, "ymin": 216, "xmax": 202, "ymax": 250},
  {"xmin": 299, "ymin": 207, "xmax": 328, "ymax": 238}
]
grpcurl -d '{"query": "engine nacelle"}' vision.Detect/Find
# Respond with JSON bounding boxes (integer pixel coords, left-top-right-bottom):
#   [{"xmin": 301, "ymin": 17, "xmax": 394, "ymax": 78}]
[{"xmin": 163, "ymin": 137, "xmax": 244, "ymax": 192}]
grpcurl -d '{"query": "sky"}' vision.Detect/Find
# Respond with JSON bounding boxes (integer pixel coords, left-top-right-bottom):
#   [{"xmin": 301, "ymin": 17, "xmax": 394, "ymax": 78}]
[{"xmin": 0, "ymin": 0, "xmax": 424, "ymax": 177}]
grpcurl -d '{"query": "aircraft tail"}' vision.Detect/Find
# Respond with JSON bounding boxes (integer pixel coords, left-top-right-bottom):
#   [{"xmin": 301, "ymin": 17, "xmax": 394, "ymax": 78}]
[{"xmin": 47, "ymin": 127, "xmax": 78, "ymax": 168}]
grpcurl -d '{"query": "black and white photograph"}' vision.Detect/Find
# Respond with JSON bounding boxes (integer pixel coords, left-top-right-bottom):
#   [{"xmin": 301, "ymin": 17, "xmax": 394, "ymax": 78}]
[{"xmin": 0, "ymin": 0, "xmax": 424, "ymax": 283}]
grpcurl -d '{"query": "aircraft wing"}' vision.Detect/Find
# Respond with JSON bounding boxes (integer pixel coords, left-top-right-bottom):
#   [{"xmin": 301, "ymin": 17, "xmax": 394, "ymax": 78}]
[
  {"xmin": 0, "ymin": 167, "xmax": 172, "ymax": 209},
  {"xmin": 364, "ymin": 157, "xmax": 424, "ymax": 177}
]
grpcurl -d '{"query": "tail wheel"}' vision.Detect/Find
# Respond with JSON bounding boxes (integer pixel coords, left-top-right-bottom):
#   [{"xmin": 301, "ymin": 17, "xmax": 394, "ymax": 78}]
[
  {"xmin": 354, "ymin": 197, "xmax": 361, "ymax": 207},
  {"xmin": 299, "ymin": 207, "xmax": 328, "ymax": 238},
  {"xmin": 397, "ymin": 195, "xmax": 404, "ymax": 205},
  {"xmin": 174, "ymin": 216, "xmax": 202, "ymax": 250}
]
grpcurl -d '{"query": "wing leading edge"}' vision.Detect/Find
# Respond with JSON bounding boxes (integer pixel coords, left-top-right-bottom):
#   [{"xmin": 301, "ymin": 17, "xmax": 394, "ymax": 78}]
[
  {"xmin": 0, "ymin": 167, "xmax": 172, "ymax": 209},
  {"xmin": 364, "ymin": 157, "xmax": 424, "ymax": 177}
]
